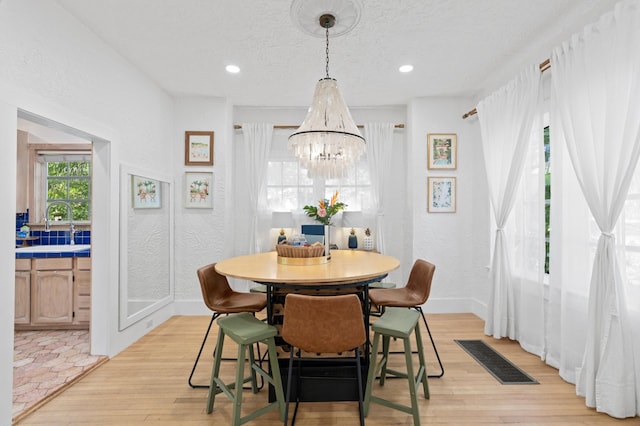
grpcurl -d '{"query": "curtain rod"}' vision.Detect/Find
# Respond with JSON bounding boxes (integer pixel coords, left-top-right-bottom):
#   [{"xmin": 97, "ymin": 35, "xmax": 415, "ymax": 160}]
[
  {"xmin": 234, "ymin": 124, "xmax": 405, "ymax": 130},
  {"xmin": 462, "ymin": 58, "xmax": 551, "ymax": 119}
]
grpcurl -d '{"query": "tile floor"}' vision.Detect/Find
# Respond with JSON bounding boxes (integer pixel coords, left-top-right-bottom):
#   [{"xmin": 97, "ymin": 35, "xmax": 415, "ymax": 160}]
[{"xmin": 13, "ymin": 329, "xmax": 107, "ymax": 423}]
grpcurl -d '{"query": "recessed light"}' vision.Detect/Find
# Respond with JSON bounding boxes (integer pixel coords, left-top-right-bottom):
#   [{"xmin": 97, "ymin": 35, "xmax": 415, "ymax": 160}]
[
  {"xmin": 225, "ymin": 65, "xmax": 240, "ymax": 74},
  {"xmin": 399, "ymin": 65, "xmax": 413, "ymax": 73}
]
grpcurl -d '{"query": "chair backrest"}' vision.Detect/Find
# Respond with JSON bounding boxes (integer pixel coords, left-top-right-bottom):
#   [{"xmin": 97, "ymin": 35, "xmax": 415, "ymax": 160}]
[
  {"xmin": 281, "ymin": 293, "xmax": 366, "ymax": 354},
  {"xmin": 196, "ymin": 263, "xmax": 234, "ymax": 311},
  {"xmin": 404, "ymin": 259, "xmax": 436, "ymax": 305}
]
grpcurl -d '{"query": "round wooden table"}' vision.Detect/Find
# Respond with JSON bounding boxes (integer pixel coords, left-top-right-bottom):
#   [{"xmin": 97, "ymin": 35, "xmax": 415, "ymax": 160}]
[
  {"xmin": 215, "ymin": 250, "xmax": 400, "ymax": 402},
  {"xmin": 215, "ymin": 249, "xmax": 399, "ymax": 286}
]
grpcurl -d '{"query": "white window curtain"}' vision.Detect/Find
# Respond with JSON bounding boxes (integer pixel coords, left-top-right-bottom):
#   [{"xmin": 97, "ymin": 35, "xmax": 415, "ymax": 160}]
[
  {"xmin": 364, "ymin": 123, "xmax": 394, "ymax": 254},
  {"xmin": 549, "ymin": 0, "xmax": 640, "ymax": 417},
  {"xmin": 242, "ymin": 123, "xmax": 273, "ymax": 254},
  {"xmin": 477, "ymin": 64, "xmax": 543, "ymax": 340}
]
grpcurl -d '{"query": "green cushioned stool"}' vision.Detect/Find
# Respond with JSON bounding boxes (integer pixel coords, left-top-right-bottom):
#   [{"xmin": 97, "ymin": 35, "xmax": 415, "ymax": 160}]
[
  {"xmin": 207, "ymin": 312, "xmax": 285, "ymax": 425},
  {"xmin": 364, "ymin": 307, "xmax": 429, "ymax": 426}
]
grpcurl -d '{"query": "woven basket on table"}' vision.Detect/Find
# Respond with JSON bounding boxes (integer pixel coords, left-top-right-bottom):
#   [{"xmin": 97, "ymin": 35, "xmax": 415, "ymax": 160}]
[{"xmin": 276, "ymin": 243, "xmax": 324, "ymax": 258}]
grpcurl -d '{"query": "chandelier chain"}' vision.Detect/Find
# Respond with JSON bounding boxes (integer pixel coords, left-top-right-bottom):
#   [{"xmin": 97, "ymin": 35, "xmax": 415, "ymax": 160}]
[{"xmin": 325, "ymin": 25, "xmax": 330, "ymax": 79}]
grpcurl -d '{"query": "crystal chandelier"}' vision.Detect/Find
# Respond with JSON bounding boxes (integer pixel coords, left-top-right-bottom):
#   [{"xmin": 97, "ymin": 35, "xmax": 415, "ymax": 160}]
[{"xmin": 288, "ymin": 13, "xmax": 365, "ymax": 179}]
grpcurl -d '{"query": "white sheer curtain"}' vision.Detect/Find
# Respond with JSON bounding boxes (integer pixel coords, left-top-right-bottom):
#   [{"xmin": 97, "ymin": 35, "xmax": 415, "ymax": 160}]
[
  {"xmin": 242, "ymin": 123, "xmax": 273, "ymax": 254},
  {"xmin": 550, "ymin": 0, "xmax": 640, "ymax": 417},
  {"xmin": 477, "ymin": 64, "xmax": 542, "ymax": 340},
  {"xmin": 364, "ymin": 123, "xmax": 394, "ymax": 253}
]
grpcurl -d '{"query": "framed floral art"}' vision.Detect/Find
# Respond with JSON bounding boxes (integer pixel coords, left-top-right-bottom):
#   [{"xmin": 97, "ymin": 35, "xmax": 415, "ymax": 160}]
[
  {"xmin": 184, "ymin": 172, "xmax": 213, "ymax": 208},
  {"xmin": 428, "ymin": 176, "xmax": 456, "ymax": 213},
  {"xmin": 185, "ymin": 131, "xmax": 214, "ymax": 166},
  {"xmin": 427, "ymin": 133, "xmax": 457, "ymax": 170},
  {"xmin": 131, "ymin": 175, "xmax": 161, "ymax": 209}
]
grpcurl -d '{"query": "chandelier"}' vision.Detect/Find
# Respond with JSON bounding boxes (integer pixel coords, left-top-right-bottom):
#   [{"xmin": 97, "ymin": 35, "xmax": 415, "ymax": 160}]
[{"xmin": 288, "ymin": 12, "xmax": 365, "ymax": 179}]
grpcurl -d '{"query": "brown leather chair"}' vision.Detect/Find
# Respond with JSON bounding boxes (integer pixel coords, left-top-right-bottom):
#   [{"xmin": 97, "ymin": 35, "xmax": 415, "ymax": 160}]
[
  {"xmin": 368, "ymin": 259, "xmax": 444, "ymax": 378},
  {"xmin": 188, "ymin": 263, "xmax": 267, "ymax": 388},
  {"xmin": 281, "ymin": 293, "xmax": 366, "ymax": 426}
]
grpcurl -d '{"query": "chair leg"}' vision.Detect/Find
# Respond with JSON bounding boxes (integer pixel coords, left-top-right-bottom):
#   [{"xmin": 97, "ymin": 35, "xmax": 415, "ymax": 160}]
[
  {"xmin": 355, "ymin": 347, "xmax": 364, "ymax": 426},
  {"xmin": 189, "ymin": 313, "xmax": 220, "ymax": 388},
  {"xmin": 206, "ymin": 330, "xmax": 226, "ymax": 413},
  {"xmin": 247, "ymin": 341, "xmax": 259, "ymax": 394},
  {"xmin": 415, "ymin": 307, "xmax": 444, "ymax": 378},
  {"xmin": 380, "ymin": 335, "xmax": 391, "ymax": 385},
  {"xmin": 231, "ymin": 343, "xmax": 247, "ymax": 426},
  {"xmin": 364, "ymin": 332, "xmax": 381, "ymax": 416},
  {"xmin": 284, "ymin": 348, "xmax": 294, "ymax": 426},
  {"xmin": 403, "ymin": 336, "xmax": 420, "ymax": 426},
  {"xmin": 413, "ymin": 322, "xmax": 430, "ymax": 399},
  {"xmin": 266, "ymin": 337, "xmax": 286, "ymax": 421}
]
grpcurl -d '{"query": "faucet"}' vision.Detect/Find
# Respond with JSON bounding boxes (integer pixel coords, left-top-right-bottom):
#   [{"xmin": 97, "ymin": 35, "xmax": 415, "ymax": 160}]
[{"xmin": 44, "ymin": 201, "xmax": 76, "ymax": 245}]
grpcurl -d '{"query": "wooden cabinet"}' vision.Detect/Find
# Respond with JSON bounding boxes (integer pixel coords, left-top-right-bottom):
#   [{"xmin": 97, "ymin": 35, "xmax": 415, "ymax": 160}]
[
  {"xmin": 31, "ymin": 258, "xmax": 74, "ymax": 325},
  {"xmin": 15, "ymin": 257, "xmax": 91, "ymax": 329},
  {"xmin": 73, "ymin": 257, "xmax": 92, "ymax": 325},
  {"xmin": 14, "ymin": 259, "xmax": 31, "ymax": 324}
]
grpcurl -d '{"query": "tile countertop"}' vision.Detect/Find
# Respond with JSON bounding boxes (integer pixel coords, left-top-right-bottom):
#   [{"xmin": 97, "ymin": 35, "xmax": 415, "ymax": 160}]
[{"xmin": 15, "ymin": 244, "xmax": 91, "ymax": 259}]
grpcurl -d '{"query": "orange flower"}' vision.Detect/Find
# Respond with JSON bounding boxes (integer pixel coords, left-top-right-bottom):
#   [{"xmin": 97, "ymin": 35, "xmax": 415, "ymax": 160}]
[{"xmin": 330, "ymin": 191, "xmax": 339, "ymax": 206}]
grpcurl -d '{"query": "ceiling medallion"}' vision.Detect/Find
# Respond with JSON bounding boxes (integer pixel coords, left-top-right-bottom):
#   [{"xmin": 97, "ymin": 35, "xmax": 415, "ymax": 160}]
[{"xmin": 290, "ymin": 0, "xmax": 363, "ymax": 38}]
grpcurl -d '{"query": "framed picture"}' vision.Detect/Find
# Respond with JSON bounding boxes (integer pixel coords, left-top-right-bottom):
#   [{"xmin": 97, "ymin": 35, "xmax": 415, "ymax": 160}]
[
  {"xmin": 428, "ymin": 177, "xmax": 456, "ymax": 213},
  {"xmin": 131, "ymin": 175, "xmax": 161, "ymax": 208},
  {"xmin": 427, "ymin": 133, "xmax": 457, "ymax": 170},
  {"xmin": 185, "ymin": 172, "xmax": 213, "ymax": 208},
  {"xmin": 185, "ymin": 131, "xmax": 214, "ymax": 166}
]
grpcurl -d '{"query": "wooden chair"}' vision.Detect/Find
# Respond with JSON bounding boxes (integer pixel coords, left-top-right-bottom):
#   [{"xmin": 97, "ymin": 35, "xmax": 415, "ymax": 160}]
[
  {"xmin": 368, "ymin": 259, "xmax": 444, "ymax": 378},
  {"xmin": 206, "ymin": 312, "xmax": 285, "ymax": 425},
  {"xmin": 364, "ymin": 307, "xmax": 429, "ymax": 426},
  {"xmin": 188, "ymin": 263, "xmax": 267, "ymax": 388},
  {"xmin": 281, "ymin": 293, "xmax": 367, "ymax": 426}
]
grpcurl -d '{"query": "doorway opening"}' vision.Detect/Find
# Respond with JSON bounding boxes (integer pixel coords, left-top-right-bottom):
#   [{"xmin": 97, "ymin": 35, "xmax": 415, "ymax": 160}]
[{"xmin": 13, "ymin": 110, "xmax": 109, "ymax": 422}]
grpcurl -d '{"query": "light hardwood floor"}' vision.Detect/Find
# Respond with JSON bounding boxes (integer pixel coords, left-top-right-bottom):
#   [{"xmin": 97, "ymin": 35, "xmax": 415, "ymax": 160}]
[{"xmin": 16, "ymin": 314, "xmax": 637, "ymax": 425}]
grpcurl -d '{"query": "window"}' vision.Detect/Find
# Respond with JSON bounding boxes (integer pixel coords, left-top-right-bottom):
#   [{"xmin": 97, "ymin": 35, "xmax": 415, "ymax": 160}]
[
  {"xmin": 265, "ymin": 129, "xmax": 372, "ymax": 213},
  {"xmin": 325, "ymin": 158, "xmax": 372, "ymax": 212},
  {"xmin": 621, "ymin": 163, "xmax": 640, "ymax": 286},
  {"xmin": 266, "ymin": 160, "xmax": 314, "ymax": 211},
  {"xmin": 544, "ymin": 126, "xmax": 550, "ymax": 274},
  {"xmin": 42, "ymin": 155, "xmax": 91, "ymax": 222},
  {"xmin": 266, "ymin": 158, "xmax": 372, "ymax": 212}
]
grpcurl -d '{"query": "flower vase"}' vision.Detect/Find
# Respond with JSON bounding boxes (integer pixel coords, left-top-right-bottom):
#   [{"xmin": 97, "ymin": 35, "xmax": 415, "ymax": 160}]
[{"xmin": 324, "ymin": 225, "xmax": 331, "ymax": 258}]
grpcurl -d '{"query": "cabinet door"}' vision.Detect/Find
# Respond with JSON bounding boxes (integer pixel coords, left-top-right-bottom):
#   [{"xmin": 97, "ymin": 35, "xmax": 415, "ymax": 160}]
[
  {"xmin": 73, "ymin": 268, "xmax": 91, "ymax": 325},
  {"xmin": 14, "ymin": 271, "xmax": 31, "ymax": 324},
  {"xmin": 31, "ymin": 270, "xmax": 74, "ymax": 325}
]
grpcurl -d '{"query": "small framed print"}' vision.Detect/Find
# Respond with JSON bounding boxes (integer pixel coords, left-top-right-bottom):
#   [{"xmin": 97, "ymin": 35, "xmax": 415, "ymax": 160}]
[
  {"xmin": 131, "ymin": 175, "xmax": 161, "ymax": 209},
  {"xmin": 185, "ymin": 172, "xmax": 213, "ymax": 208},
  {"xmin": 427, "ymin": 133, "xmax": 457, "ymax": 170},
  {"xmin": 428, "ymin": 177, "xmax": 456, "ymax": 213},
  {"xmin": 185, "ymin": 131, "xmax": 214, "ymax": 166}
]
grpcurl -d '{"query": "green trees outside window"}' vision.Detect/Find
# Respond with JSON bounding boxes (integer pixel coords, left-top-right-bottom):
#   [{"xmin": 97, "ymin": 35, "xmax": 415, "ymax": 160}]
[{"xmin": 46, "ymin": 161, "xmax": 91, "ymax": 221}]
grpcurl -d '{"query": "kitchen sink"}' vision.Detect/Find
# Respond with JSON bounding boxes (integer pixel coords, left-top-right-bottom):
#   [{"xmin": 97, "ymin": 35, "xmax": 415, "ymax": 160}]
[{"xmin": 15, "ymin": 244, "xmax": 91, "ymax": 253}]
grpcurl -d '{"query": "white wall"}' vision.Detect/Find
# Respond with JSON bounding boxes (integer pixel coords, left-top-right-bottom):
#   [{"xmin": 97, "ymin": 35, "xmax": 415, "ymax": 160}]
[
  {"xmin": 0, "ymin": 2, "xmax": 178, "ymax": 423},
  {"xmin": 407, "ymin": 97, "xmax": 490, "ymax": 316},
  {"xmin": 0, "ymin": 100, "xmax": 17, "ymax": 425},
  {"xmin": 172, "ymin": 97, "xmax": 233, "ymax": 314}
]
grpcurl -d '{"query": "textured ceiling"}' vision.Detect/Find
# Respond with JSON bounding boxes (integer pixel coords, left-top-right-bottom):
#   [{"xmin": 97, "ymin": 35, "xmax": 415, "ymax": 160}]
[{"xmin": 55, "ymin": 0, "xmax": 619, "ymax": 107}]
